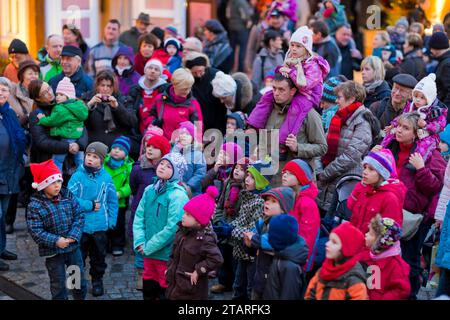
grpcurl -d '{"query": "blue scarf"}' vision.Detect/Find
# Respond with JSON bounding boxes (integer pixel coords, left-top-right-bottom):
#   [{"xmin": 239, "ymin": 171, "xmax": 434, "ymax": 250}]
[
  {"xmin": 0, "ymin": 102, "xmax": 26, "ymax": 157},
  {"xmin": 108, "ymin": 157, "xmax": 124, "ymax": 169}
]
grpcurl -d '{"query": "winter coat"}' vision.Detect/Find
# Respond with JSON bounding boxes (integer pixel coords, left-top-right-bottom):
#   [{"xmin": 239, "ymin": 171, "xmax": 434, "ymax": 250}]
[
  {"xmin": 172, "ymin": 144, "xmax": 206, "ymax": 197},
  {"xmin": 305, "ymin": 262, "xmax": 368, "ymax": 300},
  {"xmin": 313, "ymin": 37, "xmax": 342, "ymax": 78},
  {"xmin": 166, "ymin": 55, "xmax": 182, "ymax": 74},
  {"xmin": 289, "ymin": 183, "xmax": 321, "ymax": 264},
  {"xmin": 335, "ymin": 41, "xmax": 361, "ymax": 80},
  {"xmin": 232, "ymin": 72, "xmax": 256, "ymax": 115},
  {"xmin": 26, "ymin": 188, "xmax": 84, "ymax": 257},
  {"xmin": 399, "ymin": 50, "xmax": 426, "ymax": 81},
  {"xmin": 48, "ymin": 67, "xmax": 93, "ymax": 99},
  {"xmin": 264, "ymin": 236, "xmax": 309, "ymax": 300},
  {"xmin": 230, "ymin": 190, "xmax": 264, "ymax": 261},
  {"xmin": 7, "ymin": 83, "xmax": 33, "ymax": 126},
  {"xmin": 252, "ymin": 47, "xmax": 285, "ymax": 90},
  {"xmin": 38, "ymin": 49, "xmax": 63, "ymax": 82},
  {"xmin": 435, "ymin": 50, "xmax": 450, "ymax": 110},
  {"xmin": 369, "ymin": 96, "xmax": 406, "ymax": 130},
  {"xmin": 112, "ymin": 46, "xmax": 141, "ymax": 96},
  {"xmin": 364, "ymin": 81, "xmax": 391, "ymax": 109},
  {"xmin": 213, "ymin": 177, "xmax": 243, "ymax": 225},
  {"xmin": 436, "ymin": 163, "xmax": 450, "ymax": 269},
  {"xmin": 226, "ymin": 0, "xmax": 253, "ymax": 32},
  {"xmin": 104, "ymin": 155, "xmax": 134, "ymax": 208},
  {"xmin": 133, "ymin": 179, "xmax": 189, "ymax": 261},
  {"xmin": 38, "ymin": 99, "xmax": 88, "ymax": 139},
  {"xmin": 203, "ymin": 32, "xmax": 234, "ymax": 73},
  {"xmin": 166, "ymin": 223, "xmax": 224, "ymax": 300},
  {"xmin": 119, "ymin": 27, "xmax": 143, "ymax": 54},
  {"xmin": 129, "ymin": 161, "xmax": 157, "ymax": 214},
  {"xmin": 317, "ymin": 106, "xmax": 374, "ymax": 212},
  {"xmin": 68, "ymin": 165, "xmax": 119, "ymax": 234},
  {"xmin": 152, "ymin": 48, "xmax": 171, "ymax": 67},
  {"xmin": 3, "ymin": 63, "xmax": 19, "ymax": 83},
  {"xmin": 348, "ymin": 180, "xmax": 407, "ymax": 234},
  {"xmin": 29, "ymin": 102, "xmax": 88, "ymax": 164},
  {"xmin": 148, "ymin": 85, "xmax": 203, "ymax": 141},
  {"xmin": 317, "ymin": 0, "xmax": 348, "ymax": 35}
]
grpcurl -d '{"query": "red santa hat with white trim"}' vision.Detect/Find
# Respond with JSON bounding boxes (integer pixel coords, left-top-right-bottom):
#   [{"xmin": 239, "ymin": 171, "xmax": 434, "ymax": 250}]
[{"xmin": 30, "ymin": 160, "xmax": 63, "ymax": 191}]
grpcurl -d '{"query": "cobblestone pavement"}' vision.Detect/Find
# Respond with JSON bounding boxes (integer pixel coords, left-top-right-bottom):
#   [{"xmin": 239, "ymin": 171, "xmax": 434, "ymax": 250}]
[{"xmin": 0, "ymin": 208, "xmax": 434, "ymax": 300}]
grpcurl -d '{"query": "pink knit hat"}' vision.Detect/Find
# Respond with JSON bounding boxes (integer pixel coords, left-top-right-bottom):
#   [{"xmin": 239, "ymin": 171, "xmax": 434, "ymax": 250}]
[
  {"xmin": 222, "ymin": 142, "xmax": 244, "ymax": 164},
  {"xmin": 56, "ymin": 77, "xmax": 76, "ymax": 100},
  {"xmin": 362, "ymin": 148, "xmax": 398, "ymax": 180},
  {"xmin": 183, "ymin": 186, "xmax": 219, "ymax": 226}
]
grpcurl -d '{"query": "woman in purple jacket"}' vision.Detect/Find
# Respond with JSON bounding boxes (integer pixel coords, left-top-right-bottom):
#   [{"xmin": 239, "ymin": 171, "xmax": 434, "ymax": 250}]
[{"xmin": 381, "ymin": 112, "xmax": 446, "ymax": 299}]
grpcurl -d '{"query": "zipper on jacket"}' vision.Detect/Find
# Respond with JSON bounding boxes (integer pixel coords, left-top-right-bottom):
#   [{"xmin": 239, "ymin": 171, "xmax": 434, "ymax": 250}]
[{"xmin": 156, "ymin": 203, "xmax": 161, "ymax": 217}]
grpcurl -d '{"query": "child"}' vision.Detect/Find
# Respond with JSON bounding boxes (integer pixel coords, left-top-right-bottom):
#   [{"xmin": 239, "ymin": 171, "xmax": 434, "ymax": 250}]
[
  {"xmin": 317, "ymin": 0, "xmax": 348, "ymax": 36},
  {"xmin": 371, "ymin": 31, "xmax": 398, "ymax": 66},
  {"xmin": 166, "ymin": 187, "xmax": 224, "ymax": 300},
  {"xmin": 244, "ymin": 187, "xmax": 296, "ymax": 300},
  {"xmin": 225, "ymin": 112, "xmax": 250, "ymax": 158},
  {"xmin": 112, "ymin": 46, "xmax": 141, "ymax": 96},
  {"xmin": 265, "ymin": 214, "xmax": 309, "ymax": 300},
  {"xmin": 382, "ymin": 73, "xmax": 448, "ymax": 162},
  {"xmin": 133, "ymin": 152, "xmax": 190, "ymax": 300},
  {"xmin": 388, "ymin": 17, "xmax": 409, "ymax": 52},
  {"xmin": 348, "ymin": 148, "xmax": 406, "ymax": 235},
  {"xmin": 320, "ymin": 75, "xmax": 347, "ymax": 132},
  {"xmin": 439, "ymin": 124, "xmax": 450, "ymax": 162},
  {"xmin": 305, "ymin": 222, "xmax": 368, "ymax": 300},
  {"xmin": 361, "ymin": 214, "xmax": 411, "ymax": 300},
  {"xmin": 129, "ymin": 133, "xmax": 170, "ymax": 290},
  {"xmin": 247, "ymin": 26, "xmax": 330, "ymax": 159},
  {"xmin": 229, "ymin": 160, "xmax": 271, "ymax": 300},
  {"xmin": 27, "ymin": 159, "xmax": 87, "ymax": 300},
  {"xmin": 68, "ymin": 142, "xmax": 119, "ymax": 297},
  {"xmin": 266, "ymin": 0, "xmax": 298, "ymax": 32},
  {"xmin": 164, "ymin": 38, "xmax": 182, "ymax": 74},
  {"xmin": 104, "ymin": 136, "xmax": 134, "ymax": 256},
  {"xmin": 172, "ymin": 121, "xmax": 206, "ymax": 197},
  {"xmin": 37, "ymin": 77, "xmax": 88, "ymax": 171},
  {"xmin": 281, "ymin": 159, "xmax": 321, "ymax": 272},
  {"xmin": 259, "ymin": 71, "xmax": 275, "ymax": 95}
]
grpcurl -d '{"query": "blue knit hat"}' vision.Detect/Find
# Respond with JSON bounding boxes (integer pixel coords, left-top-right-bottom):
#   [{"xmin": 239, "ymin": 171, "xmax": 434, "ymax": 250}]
[
  {"xmin": 111, "ymin": 136, "xmax": 131, "ymax": 156},
  {"xmin": 227, "ymin": 111, "xmax": 247, "ymax": 129},
  {"xmin": 322, "ymin": 75, "xmax": 348, "ymax": 104},
  {"xmin": 261, "ymin": 187, "xmax": 295, "ymax": 213},
  {"xmin": 440, "ymin": 124, "xmax": 450, "ymax": 146},
  {"xmin": 268, "ymin": 214, "xmax": 299, "ymax": 251}
]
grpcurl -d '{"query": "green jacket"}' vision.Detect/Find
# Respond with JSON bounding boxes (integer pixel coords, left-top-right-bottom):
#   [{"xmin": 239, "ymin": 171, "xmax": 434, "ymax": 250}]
[
  {"xmin": 38, "ymin": 49, "xmax": 63, "ymax": 82},
  {"xmin": 104, "ymin": 155, "xmax": 134, "ymax": 208},
  {"xmin": 133, "ymin": 180, "xmax": 189, "ymax": 261},
  {"xmin": 38, "ymin": 99, "xmax": 88, "ymax": 139}
]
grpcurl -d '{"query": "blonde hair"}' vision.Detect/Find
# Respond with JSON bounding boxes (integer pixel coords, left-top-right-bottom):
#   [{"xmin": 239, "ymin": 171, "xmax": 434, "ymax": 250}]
[
  {"xmin": 376, "ymin": 31, "xmax": 391, "ymax": 45},
  {"xmin": 172, "ymin": 68, "xmax": 195, "ymax": 88},
  {"xmin": 361, "ymin": 56, "xmax": 386, "ymax": 82}
]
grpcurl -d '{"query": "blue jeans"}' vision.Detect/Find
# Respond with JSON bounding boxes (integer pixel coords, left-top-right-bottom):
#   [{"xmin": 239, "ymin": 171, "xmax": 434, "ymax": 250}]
[
  {"xmin": 52, "ymin": 139, "xmax": 84, "ymax": 172},
  {"xmin": 135, "ymin": 252, "xmax": 144, "ymax": 270},
  {"xmin": 230, "ymin": 29, "xmax": 249, "ymax": 72},
  {"xmin": 232, "ymin": 259, "xmax": 255, "ymax": 300},
  {"xmin": 0, "ymin": 195, "xmax": 11, "ymax": 255},
  {"xmin": 45, "ymin": 248, "xmax": 87, "ymax": 300},
  {"xmin": 437, "ymin": 268, "xmax": 450, "ymax": 297}
]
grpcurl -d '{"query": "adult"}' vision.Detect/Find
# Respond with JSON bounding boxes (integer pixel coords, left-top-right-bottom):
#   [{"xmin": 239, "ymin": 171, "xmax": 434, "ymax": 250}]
[
  {"xmin": 148, "ymin": 68, "xmax": 203, "ymax": 141},
  {"xmin": 182, "ymin": 37, "xmax": 203, "ymax": 56},
  {"xmin": 369, "ymin": 74, "xmax": 418, "ymax": 130},
  {"xmin": 361, "ymin": 56, "xmax": 391, "ymax": 108},
  {"xmin": 382, "ymin": 112, "xmax": 446, "ymax": 299},
  {"xmin": 312, "ymin": 20, "xmax": 342, "ymax": 78},
  {"xmin": 83, "ymin": 70, "xmax": 139, "ymax": 159},
  {"xmin": 48, "ymin": 46, "xmax": 93, "ymax": 98},
  {"xmin": 127, "ymin": 59, "xmax": 168, "ymax": 135},
  {"xmin": 333, "ymin": 23, "xmax": 362, "ymax": 80},
  {"xmin": 400, "ymin": 33, "xmax": 427, "ymax": 81},
  {"xmin": 252, "ymin": 30, "xmax": 284, "ymax": 91},
  {"xmin": 87, "ymin": 19, "xmax": 131, "ymax": 77},
  {"xmin": 429, "ymin": 32, "xmax": 450, "ymax": 112},
  {"xmin": 0, "ymin": 77, "xmax": 26, "ymax": 271},
  {"xmin": 119, "ymin": 12, "xmax": 151, "ymax": 54},
  {"xmin": 226, "ymin": 0, "xmax": 254, "ymax": 72},
  {"xmin": 37, "ymin": 35, "xmax": 64, "ymax": 82},
  {"xmin": 3, "ymin": 39, "xmax": 33, "ymax": 84},
  {"xmin": 62, "ymin": 24, "xmax": 90, "ymax": 65},
  {"xmin": 203, "ymin": 19, "xmax": 234, "ymax": 74},
  {"xmin": 317, "ymin": 81, "xmax": 376, "ymax": 213},
  {"xmin": 184, "ymin": 52, "xmax": 227, "ymax": 134}
]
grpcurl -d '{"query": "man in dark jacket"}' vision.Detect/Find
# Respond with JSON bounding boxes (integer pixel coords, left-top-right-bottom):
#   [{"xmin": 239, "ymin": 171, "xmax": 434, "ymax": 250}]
[
  {"xmin": 429, "ymin": 32, "xmax": 450, "ymax": 113},
  {"xmin": 203, "ymin": 20, "xmax": 234, "ymax": 74},
  {"xmin": 119, "ymin": 13, "xmax": 151, "ymax": 54},
  {"xmin": 400, "ymin": 33, "xmax": 426, "ymax": 81},
  {"xmin": 48, "ymin": 46, "xmax": 93, "ymax": 98},
  {"xmin": 312, "ymin": 21, "xmax": 342, "ymax": 78},
  {"xmin": 369, "ymin": 74, "xmax": 418, "ymax": 130},
  {"xmin": 334, "ymin": 23, "xmax": 362, "ymax": 80}
]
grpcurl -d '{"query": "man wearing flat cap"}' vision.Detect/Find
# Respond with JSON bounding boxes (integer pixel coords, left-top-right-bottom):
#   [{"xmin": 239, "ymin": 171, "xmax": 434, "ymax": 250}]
[
  {"xmin": 369, "ymin": 73, "xmax": 418, "ymax": 130},
  {"xmin": 120, "ymin": 12, "xmax": 151, "ymax": 54},
  {"xmin": 48, "ymin": 45, "xmax": 93, "ymax": 98}
]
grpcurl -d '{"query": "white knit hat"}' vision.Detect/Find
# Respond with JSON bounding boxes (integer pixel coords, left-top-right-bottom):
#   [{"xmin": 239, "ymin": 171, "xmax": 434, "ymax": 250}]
[
  {"xmin": 289, "ymin": 26, "xmax": 314, "ymax": 57},
  {"xmin": 56, "ymin": 77, "xmax": 76, "ymax": 100},
  {"xmin": 211, "ymin": 71, "xmax": 237, "ymax": 97},
  {"xmin": 144, "ymin": 59, "xmax": 163, "ymax": 73},
  {"xmin": 413, "ymin": 73, "xmax": 437, "ymax": 107}
]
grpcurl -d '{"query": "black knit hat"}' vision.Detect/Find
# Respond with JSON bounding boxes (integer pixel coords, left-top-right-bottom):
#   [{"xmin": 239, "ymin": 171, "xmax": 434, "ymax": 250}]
[
  {"xmin": 429, "ymin": 32, "xmax": 449, "ymax": 50},
  {"xmin": 8, "ymin": 39, "xmax": 29, "ymax": 54},
  {"xmin": 204, "ymin": 19, "xmax": 225, "ymax": 34},
  {"xmin": 322, "ymin": 75, "xmax": 348, "ymax": 104}
]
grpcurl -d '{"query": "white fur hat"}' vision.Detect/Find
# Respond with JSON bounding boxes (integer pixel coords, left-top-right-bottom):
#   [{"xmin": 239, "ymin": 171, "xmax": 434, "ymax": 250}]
[
  {"xmin": 211, "ymin": 71, "xmax": 237, "ymax": 97},
  {"xmin": 290, "ymin": 26, "xmax": 314, "ymax": 56},
  {"xmin": 413, "ymin": 73, "xmax": 437, "ymax": 106}
]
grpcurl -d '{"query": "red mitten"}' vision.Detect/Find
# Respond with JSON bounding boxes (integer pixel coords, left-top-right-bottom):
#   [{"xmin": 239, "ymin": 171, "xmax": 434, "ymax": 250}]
[{"xmin": 323, "ymin": 8, "xmax": 335, "ymax": 18}]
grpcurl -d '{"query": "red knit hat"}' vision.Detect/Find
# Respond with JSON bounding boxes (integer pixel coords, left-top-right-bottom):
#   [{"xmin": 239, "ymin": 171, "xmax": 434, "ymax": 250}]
[
  {"xmin": 282, "ymin": 159, "xmax": 313, "ymax": 186},
  {"xmin": 331, "ymin": 222, "xmax": 365, "ymax": 257},
  {"xmin": 183, "ymin": 186, "xmax": 219, "ymax": 226},
  {"xmin": 146, "ymin": 135, "xmax": 171, "ymax": 156},
  {"xmin": 30, "ymin": 160, "xmax": 63, "ymax": 191}
]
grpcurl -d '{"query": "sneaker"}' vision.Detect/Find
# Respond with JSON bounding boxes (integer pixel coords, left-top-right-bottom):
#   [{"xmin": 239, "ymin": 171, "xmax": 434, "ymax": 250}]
[
  {"xmin": 210, "ymin": 284, "xmax": 231, "ymax": 294},
  {"xmin": 92, "ymin": 279, "xmax": 104, "ymax": 297},
  {"xmin": 1, "ymin": 250, "xmax": 18, "ymax": 261},
  {"xmin": 0, "ymin": 261, "xmax": 9, "ymax": 272}
]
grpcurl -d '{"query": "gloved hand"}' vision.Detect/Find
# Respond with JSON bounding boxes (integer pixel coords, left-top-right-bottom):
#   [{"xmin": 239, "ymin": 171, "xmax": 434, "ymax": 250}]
[{"xmin": 213, "ymin": 221, "xmax": 234, "ymax": 238}]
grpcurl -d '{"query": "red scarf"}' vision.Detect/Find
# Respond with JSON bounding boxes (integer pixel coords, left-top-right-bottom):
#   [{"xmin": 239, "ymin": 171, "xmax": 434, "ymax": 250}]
[
  {"xmin": 322, "ymin": 102, "xmax": 363, "ymax": 167},
  {"xmin": 319, "ymin": 255, "xmax": 360, "ymax": 281}
]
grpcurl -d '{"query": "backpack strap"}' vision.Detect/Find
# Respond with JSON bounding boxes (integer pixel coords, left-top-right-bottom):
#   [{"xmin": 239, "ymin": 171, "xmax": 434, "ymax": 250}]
[
  {"xmin": 260, "ymin": 55, "xmax": 266, "ymax": 83},
  {"xmin": 305, "ymin": 230, "xmax": 321, "ymax": 272}
]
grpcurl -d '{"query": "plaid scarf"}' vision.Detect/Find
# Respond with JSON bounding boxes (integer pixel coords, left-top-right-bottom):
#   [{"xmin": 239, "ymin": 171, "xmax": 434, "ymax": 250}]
[{"xmin": 321, "ymin": 102, "xmax": 363, "ymax": 167}]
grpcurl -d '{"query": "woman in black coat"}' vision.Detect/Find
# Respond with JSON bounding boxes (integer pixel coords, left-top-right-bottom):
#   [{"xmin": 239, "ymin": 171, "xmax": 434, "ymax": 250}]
[{"xmin": 361, "ymin": 56, "xmax": 391, "ymax": 108}]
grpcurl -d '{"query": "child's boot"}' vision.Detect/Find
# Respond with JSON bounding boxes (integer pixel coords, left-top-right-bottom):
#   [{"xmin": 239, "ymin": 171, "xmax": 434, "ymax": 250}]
[
  {"xmin": 136, "ymin": 268, "xmax": 143, "ymax": 291},
  {"xmin": 92, "ymin": 279, "xmax": 104, "ymax": 297}
]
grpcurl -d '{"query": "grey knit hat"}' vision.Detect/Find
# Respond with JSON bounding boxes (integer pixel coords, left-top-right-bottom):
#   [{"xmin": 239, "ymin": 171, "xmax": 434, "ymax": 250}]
[{"xmin": 85, "ymin": 142, "xmax": 109, "ymax": 163}]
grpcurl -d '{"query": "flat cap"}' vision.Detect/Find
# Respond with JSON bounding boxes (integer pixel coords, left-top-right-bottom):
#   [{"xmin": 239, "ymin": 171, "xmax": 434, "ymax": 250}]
[
  {"xmin": 392, "ymin": 73, "xmax": 418, "ymax": 89},
  {"xmin": 61, "ymin": 45, "xmax": 83, "ymax": 58}
]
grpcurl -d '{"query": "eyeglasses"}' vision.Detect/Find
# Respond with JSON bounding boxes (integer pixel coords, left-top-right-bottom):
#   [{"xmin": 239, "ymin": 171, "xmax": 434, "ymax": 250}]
[{"xmin": 40, "ymin": 87, "xmax": 53, "ymax": 97}]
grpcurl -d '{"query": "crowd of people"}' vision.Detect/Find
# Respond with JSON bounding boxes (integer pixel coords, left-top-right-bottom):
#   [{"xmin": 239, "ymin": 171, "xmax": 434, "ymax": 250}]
[{"xmin": 1, "ymin": 0, "xmax": 450, "ymax": 301}]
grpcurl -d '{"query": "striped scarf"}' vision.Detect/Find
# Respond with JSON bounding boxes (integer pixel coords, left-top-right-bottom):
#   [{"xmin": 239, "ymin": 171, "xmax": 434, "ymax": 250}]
[{"xmin": 321, "ymin": 102, "xmax": 363, "ymax": 167}]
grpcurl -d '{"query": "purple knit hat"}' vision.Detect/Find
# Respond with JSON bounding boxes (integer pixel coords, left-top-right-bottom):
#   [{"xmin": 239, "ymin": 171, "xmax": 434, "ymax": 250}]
[
  {"xmin": 362, "ymin": 148, "xmax": 397, "ymax": 181},
  {"xmin": 222, "ymin": 142, "xmax": 244, "ymax": 164}
]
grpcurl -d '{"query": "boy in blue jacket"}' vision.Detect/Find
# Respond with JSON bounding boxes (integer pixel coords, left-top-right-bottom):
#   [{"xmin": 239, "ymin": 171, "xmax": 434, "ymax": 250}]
[
  {"xmin": 68, "ymin": 142, "xmax": 119, "ymax": 297},
  {"xmin": 27, "ymin": 159, "xmax": 87, "ymax": 300}
]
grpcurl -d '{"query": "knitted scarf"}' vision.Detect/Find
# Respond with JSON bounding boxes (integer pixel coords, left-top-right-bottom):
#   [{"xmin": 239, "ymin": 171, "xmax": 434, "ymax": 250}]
[
  {"xmin": 364, "ymin": 80, "xmax": 384, "ymax": 94},
  {"xmin": 321, "ymin": 102, "xmax": 363, "ymax": 167},
  {"xmin": 319, "ymin": 255, "xmax": 360, "ymax": 281},
  {"xmin": 0, "ymin": 102, "xmax": 26, "ymax": 157}
]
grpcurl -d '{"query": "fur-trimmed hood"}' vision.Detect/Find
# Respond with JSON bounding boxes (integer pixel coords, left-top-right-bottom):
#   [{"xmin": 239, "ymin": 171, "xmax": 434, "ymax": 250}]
[{"xmin": 233, "ymin": 72, "xmax": 253, "ymax": 111}]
